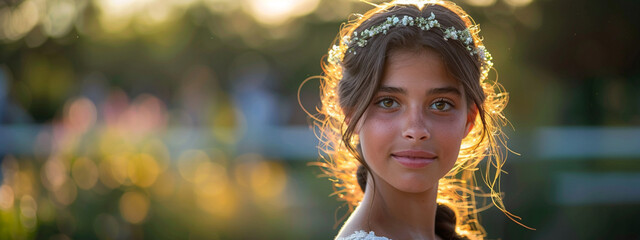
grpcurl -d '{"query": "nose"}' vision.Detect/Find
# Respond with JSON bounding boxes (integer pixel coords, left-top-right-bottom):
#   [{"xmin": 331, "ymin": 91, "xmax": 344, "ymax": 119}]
[{"xmin": 402, "ymin": 107, "xmax": 430, "ymax": 141}]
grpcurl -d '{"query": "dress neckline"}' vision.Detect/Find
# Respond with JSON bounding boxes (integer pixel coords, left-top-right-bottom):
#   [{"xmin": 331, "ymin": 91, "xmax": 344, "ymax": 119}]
[{"xmin": 336, "ymin": 230, "xmax": 391, "ymax": 240}]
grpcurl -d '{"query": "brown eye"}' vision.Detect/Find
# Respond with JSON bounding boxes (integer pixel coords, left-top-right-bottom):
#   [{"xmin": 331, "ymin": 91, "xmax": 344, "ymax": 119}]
[
  {"xmin": 376, "ymin": 98, "xmax": 398, "ymax": 109},
  {"xmin": 430, "ymin": 100, "xmax": 452, "ymax": 111},
  {"xmin": 382, "ymin": 99, "xmax": 394, "ymax": 108}
]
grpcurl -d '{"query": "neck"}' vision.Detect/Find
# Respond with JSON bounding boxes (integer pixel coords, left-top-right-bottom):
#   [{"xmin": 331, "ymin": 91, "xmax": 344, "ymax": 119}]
[{"xmin": 360, "ymin": 174, "xmax": 440, "ymax": 240}]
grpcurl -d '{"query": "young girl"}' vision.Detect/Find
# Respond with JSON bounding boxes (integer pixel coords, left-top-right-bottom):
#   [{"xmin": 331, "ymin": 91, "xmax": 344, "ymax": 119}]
[{"xmin": 306, "ymin": 1, "xmax": 522, "ymax": 239}]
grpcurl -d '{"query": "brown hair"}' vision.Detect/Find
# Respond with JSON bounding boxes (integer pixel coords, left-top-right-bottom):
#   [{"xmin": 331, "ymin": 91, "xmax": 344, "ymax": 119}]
[{"xmin": 303, "ymin": 1, "xmax": 524, "ymax": 239}]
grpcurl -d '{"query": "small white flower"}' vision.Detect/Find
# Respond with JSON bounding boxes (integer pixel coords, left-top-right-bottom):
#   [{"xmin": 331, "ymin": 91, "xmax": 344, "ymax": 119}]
[{"xmin": 341, "ymin": 12, "xmax": 490, "ymax": 66}]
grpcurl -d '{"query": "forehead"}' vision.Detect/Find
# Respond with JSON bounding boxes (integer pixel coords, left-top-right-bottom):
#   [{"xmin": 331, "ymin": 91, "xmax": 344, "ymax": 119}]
[{"xmin": 381, "ymin": 48, "xmax": 461, "ymax": 89}]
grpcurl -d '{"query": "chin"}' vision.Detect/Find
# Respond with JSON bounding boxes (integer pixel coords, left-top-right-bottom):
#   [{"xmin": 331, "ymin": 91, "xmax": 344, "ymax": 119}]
[{"xmin": 391, "ymin": 176, "xmax": 438, "ymax": 193}]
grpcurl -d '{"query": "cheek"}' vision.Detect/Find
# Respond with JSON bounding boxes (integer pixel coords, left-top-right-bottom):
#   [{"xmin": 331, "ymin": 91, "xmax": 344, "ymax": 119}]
[
  {"xmin": 432, "ymin": 116, "xmax": 467, "ymax": 160},
  {"xmin": 358, "ymin": 114, "xmax": 396, "ymax": 158},
  {"xmin": 434, "ymin": 110, "xmax": 468, "ymax": 135}
]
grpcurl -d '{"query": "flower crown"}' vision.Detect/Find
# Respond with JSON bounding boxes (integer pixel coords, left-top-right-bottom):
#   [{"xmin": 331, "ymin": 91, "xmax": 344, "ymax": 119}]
[{"xmin": 328, "ymin": 12, "xmax": 493, "ymax": 75}]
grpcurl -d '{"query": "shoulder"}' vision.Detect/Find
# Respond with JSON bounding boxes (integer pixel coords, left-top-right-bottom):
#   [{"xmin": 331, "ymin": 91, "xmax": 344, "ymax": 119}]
[{"xmin": 336, "ymin": 230, "xmax": 391, "ymax": 240}]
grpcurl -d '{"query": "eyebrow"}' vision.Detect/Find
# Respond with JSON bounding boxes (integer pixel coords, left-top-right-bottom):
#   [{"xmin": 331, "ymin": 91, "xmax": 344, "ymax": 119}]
[
  {"xmin": 428, "ymin": 86, "xmax": 461, "ymax": 96},
  {"xmin": 377, "ymin": 85, "xmax": 461, "ymax": 96},
  {"xmin": 378, "ymin": 85, "xmax": 405, "ymax": 94}
]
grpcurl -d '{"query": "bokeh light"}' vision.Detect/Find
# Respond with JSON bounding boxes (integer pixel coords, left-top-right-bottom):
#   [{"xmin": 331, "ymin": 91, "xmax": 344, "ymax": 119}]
[
  {"xmin": 194, "ymin": 166, "xmax": 236, "ymax": 218},
  {"xmin": 119, "ymin": 191, "xmax": 150, "ymax": 224},
  {"xmin": 108, "ymin": 154, "xmax": 131, "ymax": 186},
  {"xmin": 244, "ymin": 0, "xmax": 320, "ymax": 25},
  {"xmin": 96, "ymin": 0, "xmax": 140, "ymax": 34},
  {"xmin": 64, "ymin": 97, "xmax": 97, "ymax": 134},
  {"xmin": 19, "ymin": 195, "xmax": 37, "ymax": 229},
  {"xmin": 97, "ymin": 159, "xmax": 121, "ymax": 189},
  {"xmin": 51, "ymin": 177, "xmax": 77, "ymax": 206},
  {"xmin": 0, "ymin": 0, "xmax": 39, "ymax": 41},
  {"xmin": 41, "ymin": 0, "xmax": 79, "ymax": 38},
  {"xmin": 177, "ymin": 149, "xmax": 211, "ymax": 183},
  {"xmin": 464, "ymin": 0, "xmax": 497, "ymax": 7},
  {"xmin": 150, "ymin": 171, "xmax": 176, "ymax": 199},
  {"xmin": 248, "ymin": 160, "xmax": 287, "ymax": 200},
  {"xmin": 127, "ymin": 153, "xmax": 160, "ymax": 188},
  {"xmin": 42, "ymin": 157, "xmax": 69, "ymax": 192},
  {"xmin": 71, "ymin": 157, "xmax": 98, "ymax": 190},
  {"xmin": 0, "ymin": 184, "xmax": 15, "ymax": 210},
  {"xmin": 503, "ymin": 0, "xmax": 533, "ymax": 7}
]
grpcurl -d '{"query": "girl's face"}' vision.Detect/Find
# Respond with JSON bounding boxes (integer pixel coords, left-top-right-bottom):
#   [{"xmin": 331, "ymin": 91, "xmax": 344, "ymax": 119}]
[{"xmin": 358, "ymin": 48, "xmax": 474, "ymax": 193}]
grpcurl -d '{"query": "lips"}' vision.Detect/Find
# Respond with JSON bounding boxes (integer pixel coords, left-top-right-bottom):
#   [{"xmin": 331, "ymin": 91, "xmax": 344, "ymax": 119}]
[{"xmin": 391, "ymin": 150, "xmax": 436, "ymax": 168}]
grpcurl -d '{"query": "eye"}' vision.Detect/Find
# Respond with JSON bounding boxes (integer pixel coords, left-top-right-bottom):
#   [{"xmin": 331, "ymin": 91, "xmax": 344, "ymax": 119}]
[
  {"xmin": 375, "ymin": 98, "xmax": 399, "ymax": 109},
  {"xmin": 430, "ymin": 99, "xmax": 453, "ymax": 111}
]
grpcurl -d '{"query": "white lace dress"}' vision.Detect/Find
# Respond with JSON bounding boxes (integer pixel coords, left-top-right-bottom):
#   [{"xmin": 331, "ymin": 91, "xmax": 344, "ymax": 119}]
[{"xmin": 336, "ymin": 230, "xmax": 391, "ymax": 240}]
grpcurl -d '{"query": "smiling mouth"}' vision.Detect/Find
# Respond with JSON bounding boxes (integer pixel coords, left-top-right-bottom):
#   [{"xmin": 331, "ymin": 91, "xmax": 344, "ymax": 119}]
[
  {"xmin": 391, "ymin": 150, "xmax": 437, "ymax": 158},
  {"xmin": 391, "ymin": 151, "xmax": 437, "ymax": 168}
]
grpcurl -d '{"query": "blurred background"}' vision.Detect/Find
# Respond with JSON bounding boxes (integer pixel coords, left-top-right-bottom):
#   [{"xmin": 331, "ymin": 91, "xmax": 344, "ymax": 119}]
[{"xmin": 0, "ymin": 0, "xmax": 639, "ymax": 239}]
